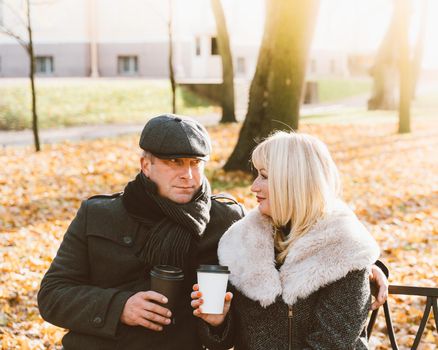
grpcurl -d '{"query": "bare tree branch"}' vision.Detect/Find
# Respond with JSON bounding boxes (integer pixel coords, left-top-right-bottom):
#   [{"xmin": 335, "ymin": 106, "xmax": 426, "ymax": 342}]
[
  {"xmin": 1, "ymin": 0, "xmax": 42, "ymax": 151},
  {"xmin": 31, "ymin": 0, "xmax": 58, "ymax": 5},
  {"xmin": 0, "ymin": 25, "xmax": 29, "ymax": 50},
  {"xmin": 144, "ymin": 0, "xmax": 167, "ymax": 24},
  {"xmin": 3, "ymin": 0, "xmax": 28, "ymax": 28}
]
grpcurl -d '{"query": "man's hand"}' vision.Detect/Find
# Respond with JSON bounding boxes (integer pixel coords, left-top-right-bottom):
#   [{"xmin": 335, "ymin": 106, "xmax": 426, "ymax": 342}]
[
  {"xmin": 120, "ymin": 291, "xmax": 172, "ymax": 331},
  {"xmin": 191, "ymin": 284, "xmax": 232, "ymax": 327},
  {"xmin": 369, "ymin": 265, "xmax": 389, "ymax": 310}
]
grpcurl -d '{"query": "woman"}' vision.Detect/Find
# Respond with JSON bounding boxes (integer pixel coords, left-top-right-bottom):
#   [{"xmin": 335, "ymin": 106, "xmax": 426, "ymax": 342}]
[{"xmin": 191, "ymin": 131, "xmax": 380, "ymax": 349}]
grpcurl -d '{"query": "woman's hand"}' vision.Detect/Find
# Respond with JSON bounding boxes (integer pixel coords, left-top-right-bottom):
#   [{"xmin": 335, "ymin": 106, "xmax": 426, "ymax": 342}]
[
  {"xmin": 191, "ymin": 284, "xmax": 232, "ymax": 327},
  {"xmin": 369, "ymin": 265, "xmax": 389, "ymax": 310}
]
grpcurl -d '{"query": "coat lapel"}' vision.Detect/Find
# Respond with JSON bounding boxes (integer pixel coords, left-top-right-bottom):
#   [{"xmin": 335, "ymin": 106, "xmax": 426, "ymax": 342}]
[{"xmin": 218, "ymin": 202, "xmax": 380, "ymax": 307}]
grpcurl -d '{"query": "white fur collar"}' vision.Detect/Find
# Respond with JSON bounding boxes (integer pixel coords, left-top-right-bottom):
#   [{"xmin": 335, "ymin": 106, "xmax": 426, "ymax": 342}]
[{"xmin": 218, "ymin": 201, "xmax": 380, "ymax": 307}]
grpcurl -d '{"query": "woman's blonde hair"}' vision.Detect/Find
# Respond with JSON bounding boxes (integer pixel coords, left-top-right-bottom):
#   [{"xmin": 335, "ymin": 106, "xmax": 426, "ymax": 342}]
[{"xmin": 252, "ymin": 131, "xmax": 341, "ymax": 263}]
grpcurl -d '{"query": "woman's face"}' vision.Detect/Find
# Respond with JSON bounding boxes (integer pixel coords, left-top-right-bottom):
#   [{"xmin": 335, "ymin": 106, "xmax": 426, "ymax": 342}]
[{"xmin": 250, "ymin": 168, "xmax": 271, "ymax": 217}]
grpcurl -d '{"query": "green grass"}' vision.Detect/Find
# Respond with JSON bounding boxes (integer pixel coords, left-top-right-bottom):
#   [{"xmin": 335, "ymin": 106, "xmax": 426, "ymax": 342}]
[
  {"xmin": 2, "ymin": 77, "xmax": 435, "ymax": 131},
  {"xmin": 0, "ymin": 79, "xmax": 219, "ymax": 130},
  {"xmin": 317, "ymin": 78, "xmax": 372, "ymax": 103},
  {"xmin": 305, "ymin": 79, "xmax": 438, "ymax": 123}
]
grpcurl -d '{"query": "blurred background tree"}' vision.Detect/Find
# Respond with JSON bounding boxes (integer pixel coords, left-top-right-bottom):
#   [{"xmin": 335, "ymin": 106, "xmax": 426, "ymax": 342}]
[
  {"xmin": 398, "ymin": 0, "xmax": 412, "ymax": 133},
  {"xmin": 224, "ymin": 0, "xmax": 320, "ymax": 172},
  {"xmin": 0, "ymin": 0, "xmax": 41, "ymax": 151},
  {"xmin": 211, "ymin": 0, "xmax": 236, "ymax": 123},
  {"xmin": 367, "ymin": 0, "xmax": 427, "ymax": 134},
  {"xmin": 367, "ymin": 1, "xmax": 404, "ymax": 111},
  {"xmin": 168, "ymin": 0, "xmax": 176, "ymax": 113}
]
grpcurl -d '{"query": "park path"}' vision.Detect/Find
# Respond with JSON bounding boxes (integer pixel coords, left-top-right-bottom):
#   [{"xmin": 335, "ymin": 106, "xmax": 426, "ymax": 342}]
[{"xmin": 0, "ymin": 114, "xmax": 225, "ymax": 147}]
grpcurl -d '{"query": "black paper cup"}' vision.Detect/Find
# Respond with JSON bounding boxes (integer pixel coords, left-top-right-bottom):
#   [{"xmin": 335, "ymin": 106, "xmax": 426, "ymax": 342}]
[{"xmin": 150, "ymin": 265, "xmax": 184, "ymax": 311}]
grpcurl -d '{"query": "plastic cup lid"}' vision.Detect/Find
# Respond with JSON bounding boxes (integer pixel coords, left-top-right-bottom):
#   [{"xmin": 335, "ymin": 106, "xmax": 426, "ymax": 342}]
[
  {"xmin": 150, "ymin": 265, "xmax": 184, "ymax": 280},
  {"xmin": 197, "ymin": 264, "xmax": 230, "ymax": 274}
]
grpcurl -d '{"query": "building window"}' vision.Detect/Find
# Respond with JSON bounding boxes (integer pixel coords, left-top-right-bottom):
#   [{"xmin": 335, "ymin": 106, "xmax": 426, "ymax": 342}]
[
  {"xmin": 195, "ymin": 37, "xmax": 201, "ymax": 56},
  {"xmin": 237, "ymin": 57, "xmax": 245, "ymax": 74},
  {"xmin": 211, "ymin": 37, "xmax": 219, "ymax": 55},
  {"xmin": 36, "ymin": 56, "xmax": 54, "ymax": 75},
  {"xmin": 118, "ymin": 56, "xmax": 138, "ymax": 75},
  {"xmin": 0, "ymin": 0, "xmax": 3, "ymax": 26},
  {"xmin": 311, "ymin": 59, "xmax": 317, "ymax": 73},
  {"xmin": 330, "ymin": 59, "xmax": 336, "ymax": 74}
]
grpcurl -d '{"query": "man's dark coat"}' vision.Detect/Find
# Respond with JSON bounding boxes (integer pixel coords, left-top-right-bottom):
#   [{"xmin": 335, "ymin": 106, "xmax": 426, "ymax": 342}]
[{"xmin": 38, "ymin": 193, "xmax": 243, "ymax": 350}]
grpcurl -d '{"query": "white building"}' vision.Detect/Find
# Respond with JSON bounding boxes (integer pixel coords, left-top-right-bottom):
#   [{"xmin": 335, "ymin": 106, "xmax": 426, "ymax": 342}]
[
  {"xmin": 0, "ymin": 0, "xmax": 265, "ymax": 79},
  {"xmin": 308, "ymin": 50, "xmax": 350, "ymax": 78},
  {"xmin": 0, "ymin": 0, "xmax": 352, "ymax": 79}
]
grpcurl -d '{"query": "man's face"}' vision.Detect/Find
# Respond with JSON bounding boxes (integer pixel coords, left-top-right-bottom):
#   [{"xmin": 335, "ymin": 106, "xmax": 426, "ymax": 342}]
[{"xmin": 141, "ymin": 155, "xmax": 205, "ymax": 204}]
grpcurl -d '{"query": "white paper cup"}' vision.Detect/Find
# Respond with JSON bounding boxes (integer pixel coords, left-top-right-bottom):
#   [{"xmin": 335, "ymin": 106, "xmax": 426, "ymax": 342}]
[{"xmin": 197, "ymin": 265, "xmax": 230, "ymax": 314}]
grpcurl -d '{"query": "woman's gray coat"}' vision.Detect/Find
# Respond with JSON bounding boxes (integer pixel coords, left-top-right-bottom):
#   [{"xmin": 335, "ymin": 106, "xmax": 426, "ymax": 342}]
[{"xmin": 199, "ymin": 201, "xmax": 380, "ymax": 349}]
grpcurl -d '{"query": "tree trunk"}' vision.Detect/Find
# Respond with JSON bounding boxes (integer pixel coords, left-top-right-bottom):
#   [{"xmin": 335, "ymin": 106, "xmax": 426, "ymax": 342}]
[
  {"xmin": 89, "ymin": 0, "xmax": 99, "ymax": 77},
  {"xmin": 398, "ymin": 0, "xmax": 411, "ymax": 133},
  {"xmin": 26, "ymin": 0, "xmax": 40, "ymax": 152},
  {"xmin": 211, "ymin": 0, "xmax": 236, "ymax": 123},
  {"xmin": 224, "ymin": 0, "xmax": 319, "ymax": 172},
  {"xmin": 411, "ymin": 0, "xmax": 427, "ymax": 99},
  {"xmin": 368, "ymin": 1, "xmax": 403, "ymax": 110},
  {"xmin": 168, "ymin": 0, "xmax": 176, "ymax": 113}
]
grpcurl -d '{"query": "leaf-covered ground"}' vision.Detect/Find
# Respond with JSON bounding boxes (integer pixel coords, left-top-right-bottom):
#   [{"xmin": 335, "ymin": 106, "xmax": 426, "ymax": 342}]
[{"xmin": 0, "ymin": 118, "xmax": 437, "ymax": 349}]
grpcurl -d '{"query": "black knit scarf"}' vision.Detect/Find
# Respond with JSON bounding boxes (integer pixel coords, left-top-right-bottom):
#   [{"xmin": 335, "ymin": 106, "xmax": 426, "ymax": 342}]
[{"xmin": 122, "ymin": 172, "xmax": 211, "ymax": 270}]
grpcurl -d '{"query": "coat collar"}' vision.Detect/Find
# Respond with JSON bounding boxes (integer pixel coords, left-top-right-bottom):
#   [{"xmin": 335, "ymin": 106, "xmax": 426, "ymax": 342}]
[{"xmin": 218, "ymin": 201, "xmax": 380, "ymax": 307}]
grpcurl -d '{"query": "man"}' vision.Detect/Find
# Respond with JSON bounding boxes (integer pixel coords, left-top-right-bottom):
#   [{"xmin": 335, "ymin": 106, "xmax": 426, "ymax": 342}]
[{"xmin": 38, "ymin": 114, "xmax": 388, "ymax": 349}]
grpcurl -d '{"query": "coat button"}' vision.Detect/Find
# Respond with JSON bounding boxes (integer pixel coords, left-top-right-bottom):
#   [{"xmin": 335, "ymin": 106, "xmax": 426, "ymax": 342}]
[
  {"xmin": 123, "ymin": 236, "xmax": 133, "ymax": 245},
  {"xmin": 93, "ymin": 316, "xmax": 102, "ymax": 325}
]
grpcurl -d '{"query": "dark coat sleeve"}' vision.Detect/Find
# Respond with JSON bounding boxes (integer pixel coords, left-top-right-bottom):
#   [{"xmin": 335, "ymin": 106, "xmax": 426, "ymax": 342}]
[
  {"xmin": 304, "ymin": 268, "xmax": 370, "ymax": 350},
  {"xmin": 197, "ymin": 310, "xmax": 235, "ymax": 350},
  {"xmin": 37, "ymin": 201, "xmax": 135, "ymax": 339}
]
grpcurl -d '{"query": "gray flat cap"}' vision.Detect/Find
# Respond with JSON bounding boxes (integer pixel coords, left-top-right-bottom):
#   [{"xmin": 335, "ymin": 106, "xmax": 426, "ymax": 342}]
[{"xmin": 139, "ymin": 114, "xmax": 211, "ymax": 160}]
